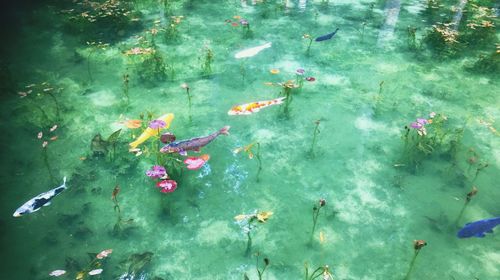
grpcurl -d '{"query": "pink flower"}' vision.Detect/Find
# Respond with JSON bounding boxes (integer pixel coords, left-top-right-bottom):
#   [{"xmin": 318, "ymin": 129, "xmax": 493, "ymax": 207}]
[
  {"xmin": 37, "ymin": 132, "xmax": 43, "ymax": 139},
  {"xmin": 146, "ymin": 165, "xmax": 167, "ymax": 178},
  {"xmin": 96, "ymin": 249, "xmax": 113, "ymax": 259},
  {"xmin": 156, "ymin": 180, "xmax": 177, "ymax": 193},
  {"xmin": 305, "ymin": 77, "xmax": 316, "ymax": 82},
  {"xmin": 184, "ymin": 154, "xmax": 209, "ymax": 170}
]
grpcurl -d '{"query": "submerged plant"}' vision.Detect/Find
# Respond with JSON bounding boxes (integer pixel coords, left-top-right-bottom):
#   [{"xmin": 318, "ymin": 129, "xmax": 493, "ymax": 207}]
[
  {"xmin": 303, "ymin": 34, "xmax": 313, "ymax": 55},
  {"xmin": 310, "ymin": 199, "xmax": 326, "ymax": 244},
  {"xmin": 181, "ymin": 83, "xmax": 192, "ymax": 121},
  {"xmin": 277, "ymin": 79, "xmax": 300, "ymax": 116},
  {"xmin": 19, "ymin": 82, "xmax": 63, "ymax": 123},
  {"xmin": 240, "ymin": 18, "xmax": 253, "ymax": 38},
  {"xmin": 85, "ymin": 41, "xmax": 109, "ymax": 83},
  {"xmin": 124, "ymin": 33, "xmax": 171, "ymax": 86},
  {"xmin": 165, "ymin": 15, "xmax": 184, "ymax": 42},
  {"xmin": 401, "ymin": 112, "xmax": 460, "ymax": 171},
  {"xmin": 407, "ymin": 26, "xmax": 419, "ymax": 50},
  {"xmin": 455, "ymin": 186, "xmax": 478, "ymax": 226},
  {"xmin": 309, "ymin": 120, "xmax": 321, "ymax": 157},
  {"xmin": 200, "ymin": 45, "xmax": 214, "ymax": 76},
  {"xmin": 234, "ymin": 142, "xmax": 263, "ymax": 182},
  {"xmin": 304, "ymin": 263, "xmax": 334, "ymax": 280},
  {"xmin": 404, "ymin": 240, "xmax": 427, "ymax": 280},
  {"xmin": 37, "ymin": 125, "xmax": 59, "ymax": 183},
  {"xmin": 122, "ymin": 73, "xmax": 130, "ymax": 105},
  {"xmin": 235, "ymin": 211, "xmax": 273, "ymax": 257}
]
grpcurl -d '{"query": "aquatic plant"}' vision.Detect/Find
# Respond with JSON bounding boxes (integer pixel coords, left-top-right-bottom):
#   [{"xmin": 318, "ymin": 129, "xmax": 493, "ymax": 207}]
[
  {"xmin": 310, "ymin": 199, "xmax": 326, "ymax": 244},
  {"xmin": 107, "ymin": 129, "xmax": 122, "ymax": 161},
  {"xmin": 234, "ymin": 142, "xmax": 263, "ymax": 182},
  {"xmin": 61, "ymin": 0, "xmax": 141, "ymax": 42},
  {"xmin": 407, "ymin": 26, "xmax": 419, "ymax": 50},
  {"xmin": 85, "ymin": 41, "xmax": 109, "ymax": 83},
  {"xmin": 240, "ymin": 18, "xmax": 253, "ymax": 38},
  {"xmin": 401, "ymin": 112, "xmax": 462, "ymax": 171},
  {"xmin": 181, "ymin": 83, "xmax": 192, "ymax": 121},
  {"xmin": 37, "ymin": 125, "xmax": 59, "ymax": 183},
  {"xmin": 277, "ymin": 79, "xmax": 300, "ymax": 116},
  {"xmin": 309, "ymin": 120, "xmax": 321, "ymax": 157},
  {"xmin": 51, "ymin": 249, "xmax": 112, "ymax": 279},
  {"xmin": 200, "ymin": 45, "xmax": 214, "ymax": 76},
  {"xmin": 124, "ymin": 34, "xmax": 171, "ymax": 86},
  {"xmin": 235, "ymin": 211, "xmax": 273, "ymax": 256},
  {"xmin": 111, "ymin": 185, "xmax": 120, "ymax": 213},
  {"xmin": 18, "ymin": 82, "xmax": 63, "ymax": 124},
  {"xmin": 423, "ymin": 23, "xmax": 459, "ymax": 57},
  {"xmin": 244, "ymin": 253, "xmax": 270, "ymax": 280},
  {"xmin": 404, "ymin": 240, "xmax": 427, "ymax": 280},
  {"xmin": 304, "ymin": 263, "xmax": 334, "ymax": 280},
  {"xmin": 165, "ymin": 15, "xmax": 184, "ymax": 42},
  {"xmin": 303, "ymin": 34, "xmax": 313, "ymax": 55},
  {"xmin": 122, "ymin": 73, "xmax": 130, "ymax": 105},
  {"xmin": 455, "ymin": 186, "xmax": 478, "ymax": 225},
  {"xmin": 466, "ymin": 46, "xmax": 499, "ymax": 75}
]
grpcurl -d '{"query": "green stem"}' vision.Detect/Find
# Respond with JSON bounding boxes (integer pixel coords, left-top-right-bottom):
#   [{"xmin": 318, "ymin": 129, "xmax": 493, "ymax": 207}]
[
  {"xmin": 404, "ymin": 250, "xmax": 421, "ymax": 280},
  {"xmin": 87, "ymin": 49, "xmax": 94, "ymax": 83},
  {"xmin": 42, "ymin": 148, "xmax": 56, "ymax": 184},
  {"xmin": 310, "ymin": 207, "xmax": 320, "ymax": 243},
  {"xmin": 245, "ymin": 230, "xmax": 252, "ymax": 257},
  {"xmin": 45, "ymin": 92, "xmax": 61, "ymax": 120},
  {"xmin": 310, "ymin": 123, "xmax": 320, "ymax": 156},
  {"xmin": 255, "ymin": 143, "xmax": 262, "ymax": 182},
  {"xmin": 455, "ymin": 200, "xmax": 469, "ymax": 226}
]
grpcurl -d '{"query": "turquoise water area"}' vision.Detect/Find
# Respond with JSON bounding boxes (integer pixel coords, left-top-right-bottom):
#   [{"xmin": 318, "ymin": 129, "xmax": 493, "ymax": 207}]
[{"xmin": 0, "ymin": 0, "xmax": 499, "ymax": 279}]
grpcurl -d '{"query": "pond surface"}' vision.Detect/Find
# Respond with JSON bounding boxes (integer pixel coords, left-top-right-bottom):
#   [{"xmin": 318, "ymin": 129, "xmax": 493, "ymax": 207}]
[{"xmin": 0, "ymin": 0, "xmax": 499, "ymax": 279}]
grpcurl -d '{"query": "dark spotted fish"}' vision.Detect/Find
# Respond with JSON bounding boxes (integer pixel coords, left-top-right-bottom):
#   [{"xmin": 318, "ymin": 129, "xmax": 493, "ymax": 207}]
[
  {"xmin": 13, "ymin": 177, "xmax": 67, "ymax": 217},
  {"xmin": 315, "ymin": 28, "xmax": 339, "ymax": 42},
  {"xmin": 160, "ymin": 126, "xmax": 230, "ymax": 156}
]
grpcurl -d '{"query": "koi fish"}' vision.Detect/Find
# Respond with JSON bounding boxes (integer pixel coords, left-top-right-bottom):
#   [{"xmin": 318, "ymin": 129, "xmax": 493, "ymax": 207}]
[
  {"xmin": 457, "ymin": 217, "xmax": 500, "ymax": 238},
  {"xmin": 160, "ymin": 126, "xmax": 230, "ymax": 156},
  {"xmin": 13, "ymin": 177, "xmax": 67, "ymax": 217},
  {"xmin": 315, "ymin": 28, "xmax": 339, "ymax": 42},
  {"xmin": 129, "ymin": 113, "xmax": 174, "ymax": 149},
  {"xmin": 228, "ymin": 97, "xmax": 286, "ymax": 115},
  {"xmin": 234, "ymin": 42, "xmax": 272, "ymax": 59}
]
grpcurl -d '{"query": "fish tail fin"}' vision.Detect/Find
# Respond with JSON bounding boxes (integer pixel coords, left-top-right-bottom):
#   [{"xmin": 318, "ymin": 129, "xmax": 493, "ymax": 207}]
[
  {"xmin": 264, "ymin": 42, "xmax": 272, "ymax": 48},
  {"xmin": 62, "ymin": 176, "xmax": 67, "ymax": 188},
  {"xmin": 220, "ymin": 126, "xmax": 230, "ymax": 136},
  {"xmin": 275, "ymin": 97, "xmax": 286, "ymax": 104}
]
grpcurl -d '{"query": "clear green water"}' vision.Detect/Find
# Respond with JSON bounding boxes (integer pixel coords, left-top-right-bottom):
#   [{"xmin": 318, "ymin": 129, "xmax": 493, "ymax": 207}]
[{"xmin": 0, "ymin": 0, "xmax": 499, "ymax": 279}]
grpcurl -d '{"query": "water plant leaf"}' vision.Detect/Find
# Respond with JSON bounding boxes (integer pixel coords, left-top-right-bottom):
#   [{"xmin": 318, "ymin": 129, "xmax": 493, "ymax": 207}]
[
  {"xmin": 256, "ymin": 211, "xmax": 273, "ymax": 223},
  {"xmin": 107, "ymin": 129, "xmax": 122, "ymax": 143}
]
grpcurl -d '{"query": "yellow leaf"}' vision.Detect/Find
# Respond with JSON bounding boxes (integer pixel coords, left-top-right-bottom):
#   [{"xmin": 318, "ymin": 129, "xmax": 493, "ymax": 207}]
[
  {"xmin": 319, "ymin": 231, "xmax": 326, "ymax": 244},
  {"xmin": 76, "ymin": 271, "xmax": 85, "ymax": 280},
  {"xmin": 256, "ymin": 211, "xmax": 273, "ymax": 222},
  {"xmin": 234, "ymin": 214, "xmax": 248, "ymax": 221}
]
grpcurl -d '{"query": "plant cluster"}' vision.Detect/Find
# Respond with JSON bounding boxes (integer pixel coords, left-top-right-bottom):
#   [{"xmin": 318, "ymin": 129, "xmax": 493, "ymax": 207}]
[
  {"xmin": 234, "ymin": 210, "xmax": 273, "ymax": 256},
  {"xmin": 123, "ymin": 33, "xmax": 171, "ymax": 86},
  {"xmin": 401, "ymin": 112, "xmax": 463, "ymax": 170},
  {"xmin": 61, "ymin": 0, "xmax": 141, "ymax": 42},
  {"xmin": 18, "ymin": 82, "xmax": 63, "ymax": 126}
]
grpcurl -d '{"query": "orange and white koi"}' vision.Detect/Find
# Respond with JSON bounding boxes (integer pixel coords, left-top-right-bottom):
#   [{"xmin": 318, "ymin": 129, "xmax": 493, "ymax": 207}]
[{"xmin": 228, "ymin": 97, "xmax": 286, "ymax": 115}]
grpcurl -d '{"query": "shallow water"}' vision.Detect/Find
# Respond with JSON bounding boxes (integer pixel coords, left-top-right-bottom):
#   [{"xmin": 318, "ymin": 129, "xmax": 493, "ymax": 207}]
[{"xmin": 0, "ymin": 0, "xmax": 499, "ymax": 279}]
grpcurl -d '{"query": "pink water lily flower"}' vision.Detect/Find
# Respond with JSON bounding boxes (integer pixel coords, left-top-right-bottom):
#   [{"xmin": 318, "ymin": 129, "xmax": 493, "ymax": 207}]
[
  {"xmin": 96, "ymin": 249, "xmax": 113, "ymax": 259},
  {"xmin": 49, "ymin": 270, "xmax": 66, "ymax": 277},
  {"xmin": 184, "ymin": 154, "xmax": 210, "ymax": 170},
  {"xmin": 88, "ymin": 268, "xmax": 103, "ymax": 276},
  {"xmin": 156, "ymin": 180, "xmax": 177, "ymax": 193},
  {"xmin": 146, "ymin": 165, "xmax": 167, "ymax": 178},
  {"xmin": 149, "ymin": 119, "xmax": 166, "ymax": 129}
]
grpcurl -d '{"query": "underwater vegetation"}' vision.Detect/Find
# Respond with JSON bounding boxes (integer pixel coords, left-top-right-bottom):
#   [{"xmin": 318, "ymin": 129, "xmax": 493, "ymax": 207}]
[{"xmin": 1, "ymin": 0, "xmax": 498, "ymax": 279}]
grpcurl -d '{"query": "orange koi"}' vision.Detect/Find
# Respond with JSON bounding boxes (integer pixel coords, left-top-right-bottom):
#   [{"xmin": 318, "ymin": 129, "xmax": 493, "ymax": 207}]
[{"xmin": 228, "ymin": 97, "xmax": 286, "ymax": 115}]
